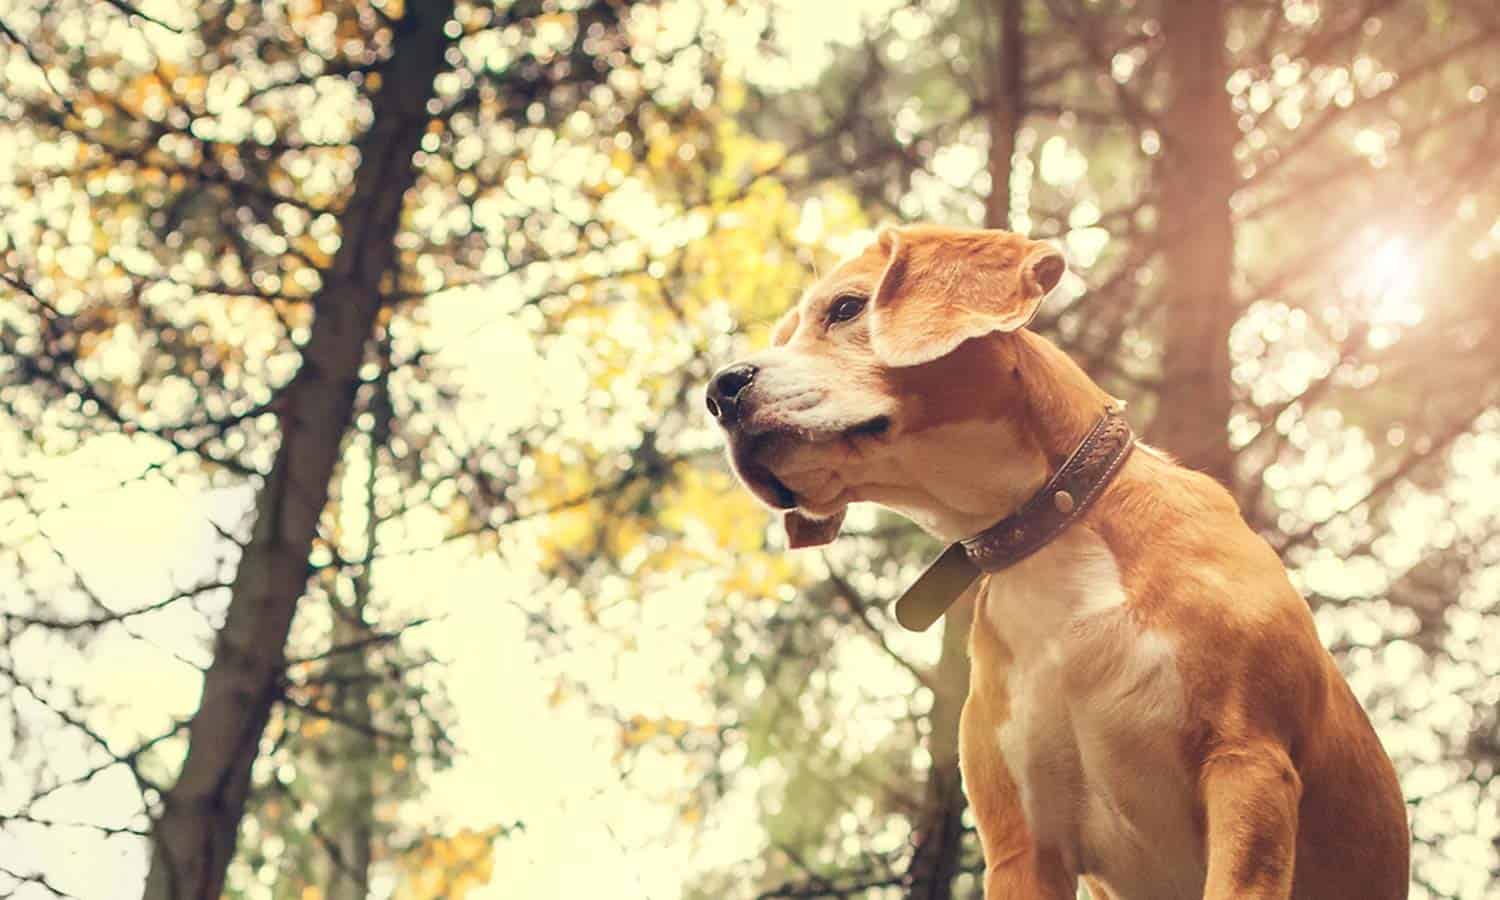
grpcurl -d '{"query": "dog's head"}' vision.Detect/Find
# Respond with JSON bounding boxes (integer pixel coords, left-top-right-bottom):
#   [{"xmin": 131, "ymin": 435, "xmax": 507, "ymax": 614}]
[{"xmin": 707, "ymin": 225, "xmax": 1078, "ymax": 547}]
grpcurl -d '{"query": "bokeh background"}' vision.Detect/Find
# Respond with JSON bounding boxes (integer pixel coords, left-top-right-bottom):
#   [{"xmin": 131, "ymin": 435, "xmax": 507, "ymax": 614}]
[{"xmin": 0, "ymin": 0, "xmax": 1497, "ymax": 898}]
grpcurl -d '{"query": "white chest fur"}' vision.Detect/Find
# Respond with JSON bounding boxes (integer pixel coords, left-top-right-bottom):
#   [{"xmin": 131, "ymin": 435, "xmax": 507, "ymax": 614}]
[{"xmin": 979, "ymin": 530, "xmax": 1206, "ymax": 900}]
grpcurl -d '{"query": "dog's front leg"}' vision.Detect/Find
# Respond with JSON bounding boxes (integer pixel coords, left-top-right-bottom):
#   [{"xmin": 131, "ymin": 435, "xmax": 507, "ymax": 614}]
[
  {"xmin": 960, "ymin": 686, "xmax": 1076, "ymax": 899},
  {"xmin": 979, "ymin": 845, "xmax": 1077, "ymax": 900},
  {"xmin": 1200, "ymin": 744, "xmax": 1301, "ymax": 899}
]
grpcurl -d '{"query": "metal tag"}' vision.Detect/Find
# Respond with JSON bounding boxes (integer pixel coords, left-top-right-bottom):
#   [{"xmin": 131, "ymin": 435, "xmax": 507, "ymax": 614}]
[{"xmin": 892, "ymin": 542, "xmax": 980, "ymax": 632}]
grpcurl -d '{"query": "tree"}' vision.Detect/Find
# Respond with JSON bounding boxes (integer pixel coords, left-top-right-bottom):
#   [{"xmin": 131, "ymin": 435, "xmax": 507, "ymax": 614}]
[
  {"xmin": 1148, "ymin": 0, "xmax": 1239, "ymax": 482},
  {"xmin": 0, "ymin": 0, "xmax": 681, "ymax": 896},
  {"xmin": 142, "ymin": 6, "xmax": 455, "ymax": 895}
]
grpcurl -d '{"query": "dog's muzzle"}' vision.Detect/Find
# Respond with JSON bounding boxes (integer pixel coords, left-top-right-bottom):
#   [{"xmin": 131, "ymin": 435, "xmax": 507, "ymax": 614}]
[{"xmin": 707, "ymin": 362, "xmax": 799, "ymax": 509}]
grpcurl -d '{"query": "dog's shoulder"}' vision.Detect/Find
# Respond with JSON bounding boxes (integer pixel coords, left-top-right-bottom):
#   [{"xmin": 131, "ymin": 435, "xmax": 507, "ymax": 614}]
[{"xmin": 1092, "ymin": 448, "xmax": 1332, "ymax": 732}]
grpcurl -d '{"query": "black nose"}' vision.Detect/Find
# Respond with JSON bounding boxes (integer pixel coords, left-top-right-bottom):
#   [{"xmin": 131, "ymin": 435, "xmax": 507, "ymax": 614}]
[{"xmin": 706, "ymin": 363, "xmax": 758, "ymax": 424}]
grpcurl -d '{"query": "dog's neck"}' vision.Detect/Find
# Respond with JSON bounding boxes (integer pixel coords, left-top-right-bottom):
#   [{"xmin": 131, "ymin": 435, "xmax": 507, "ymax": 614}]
[
  {"xmin": 861, "ymin": 331, "xmax": 1120, "ymax": 544},
  {"xmin": 856, "ymin": 422, "xmax": 1048, "ymax": 542},
  {"xmin": 1009, "ymin": 330, "xmax": 1121, "ymax": 467}
]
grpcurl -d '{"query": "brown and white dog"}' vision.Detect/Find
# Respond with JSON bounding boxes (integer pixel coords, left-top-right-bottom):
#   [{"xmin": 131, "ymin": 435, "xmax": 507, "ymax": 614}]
[{"xmin": 706, "ymin": 226, "xmax": 1409, "ymax": 900}]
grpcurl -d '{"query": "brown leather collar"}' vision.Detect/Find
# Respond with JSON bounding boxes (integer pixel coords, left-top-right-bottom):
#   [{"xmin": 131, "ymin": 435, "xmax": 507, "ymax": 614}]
[{"xmin": 893, "ymin": 408, "xmax": 1135, "ymax": 632}]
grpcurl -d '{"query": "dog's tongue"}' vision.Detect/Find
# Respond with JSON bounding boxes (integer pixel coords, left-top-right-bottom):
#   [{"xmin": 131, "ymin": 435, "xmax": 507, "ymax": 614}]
[{"xmin": 783, "ymin": 509, "xmax": 844, "ymax": 548}]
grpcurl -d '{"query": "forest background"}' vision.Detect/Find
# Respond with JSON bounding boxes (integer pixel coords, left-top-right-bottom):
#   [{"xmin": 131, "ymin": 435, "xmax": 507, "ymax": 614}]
[{"xmin": 0, "ymin": 0, "xmax": 1498, "ymax": 898}]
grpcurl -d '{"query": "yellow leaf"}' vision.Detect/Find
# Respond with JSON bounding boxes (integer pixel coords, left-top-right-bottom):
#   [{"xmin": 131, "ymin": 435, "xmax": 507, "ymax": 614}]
[{"xmin": 395, "ymin": 828, "xmax": 499, "ymax": 900}]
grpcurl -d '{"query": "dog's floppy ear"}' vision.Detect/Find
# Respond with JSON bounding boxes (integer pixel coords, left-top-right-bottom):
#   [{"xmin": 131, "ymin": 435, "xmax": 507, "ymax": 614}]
[
  {"xmin": 869, "ymin": 226, "xmax": 1066, "ymax": 367},
  {"xmin": 770, "ymin": 306, "xmax": 801, "ymax": 346},
  {"xmin": 783, "ymin": 508, "xmax": 845, "ymax": 549}
]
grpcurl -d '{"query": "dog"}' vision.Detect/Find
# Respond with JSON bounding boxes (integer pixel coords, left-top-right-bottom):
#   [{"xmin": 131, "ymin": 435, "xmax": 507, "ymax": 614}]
[{"xmin": 706, "ymin": 225, "xmax": 1409, "ymax": 900}]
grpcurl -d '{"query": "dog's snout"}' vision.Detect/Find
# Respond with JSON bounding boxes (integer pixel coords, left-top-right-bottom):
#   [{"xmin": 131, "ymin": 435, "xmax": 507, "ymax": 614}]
[
  {"xmin": 713, "ymin": 363, "xmax": 758, "ymax": 401},
  {"xmin": 706, "ymin": 363, "xmax": 758, "ymax": 424}
]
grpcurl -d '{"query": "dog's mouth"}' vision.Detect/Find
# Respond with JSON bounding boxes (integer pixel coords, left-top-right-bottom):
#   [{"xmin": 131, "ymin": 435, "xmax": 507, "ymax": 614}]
[
  {"xmin": 845, "ymin": 415, "xmax": 891, "ymax": 439},
  {"xmin": 727, "ymin": 415, "xmax": 891, "ymax": 510},
  {"xmin": 736, "ymin": 451, "xmax": 798, "ymax": 509}
]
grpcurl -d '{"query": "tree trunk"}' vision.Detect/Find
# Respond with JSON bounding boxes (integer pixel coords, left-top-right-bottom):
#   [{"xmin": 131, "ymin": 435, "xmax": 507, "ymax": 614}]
[
  {"xmin": 984, "ymin": 0, "xmax": 1025, "ymax": 232},
  {"xmin": 908, "ymin": 4, "xmax": 1025, "ymax": 898},
  {"xmin": 141, "ymin": 5, "xmax": 455, "ymax": 898},
  {"xmin": 1147, "ymin": 0, "xmax": 1239, "ymax": 484},
  {"xmin": 906, "ymin": 595, "xmax": 975, "ymax": 900}
]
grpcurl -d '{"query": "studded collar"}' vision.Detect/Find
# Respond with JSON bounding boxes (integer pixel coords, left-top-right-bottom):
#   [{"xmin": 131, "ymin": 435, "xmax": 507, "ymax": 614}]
[{"xmin": 893, "ymin": 408, "xmax": 1136, "ymax": 632}]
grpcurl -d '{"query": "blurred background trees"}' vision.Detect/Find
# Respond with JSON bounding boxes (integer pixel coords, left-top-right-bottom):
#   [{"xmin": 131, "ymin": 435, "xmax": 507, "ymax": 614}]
[{"xmin": 0, "ymin": 1, "xmax": 1496, "ymax": 898}]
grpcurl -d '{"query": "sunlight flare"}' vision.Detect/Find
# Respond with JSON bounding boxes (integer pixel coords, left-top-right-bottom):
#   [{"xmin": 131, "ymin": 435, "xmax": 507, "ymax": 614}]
[{"xmin": 1347, "ymin": 235, "xmax": 1425, "ymax": 328}]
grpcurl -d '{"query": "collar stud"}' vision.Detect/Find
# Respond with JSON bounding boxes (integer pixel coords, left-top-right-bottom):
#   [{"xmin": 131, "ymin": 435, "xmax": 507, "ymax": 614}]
[{"xmin": 1054, "ymin": 490, "xmax": 1076, "ymax": 514}]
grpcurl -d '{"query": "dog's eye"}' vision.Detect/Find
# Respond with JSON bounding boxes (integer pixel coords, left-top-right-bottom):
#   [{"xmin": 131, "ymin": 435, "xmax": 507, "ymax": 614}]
[{"xmin": 827, "ymin": 295, "xmax": 867, "ymax": 325}]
